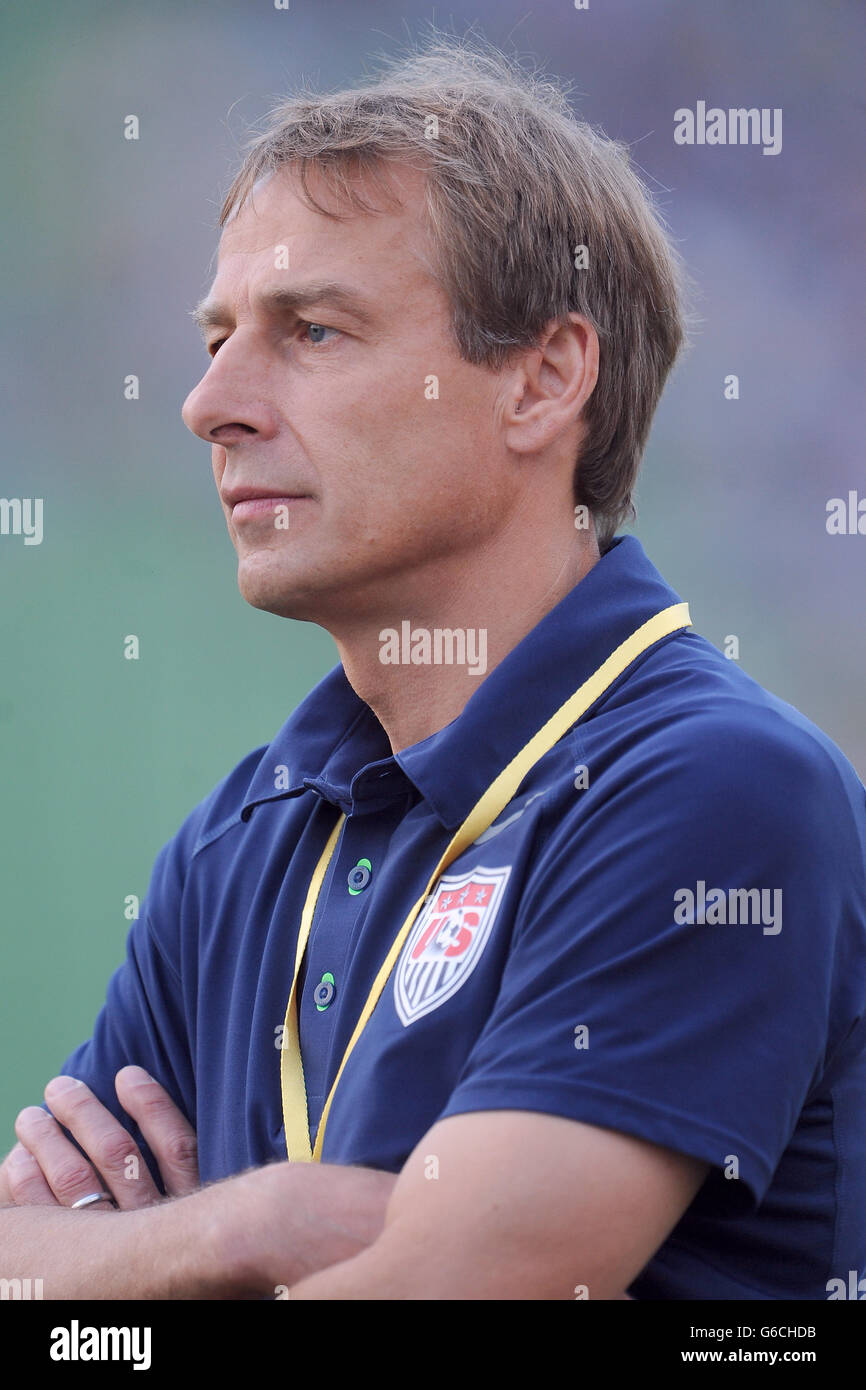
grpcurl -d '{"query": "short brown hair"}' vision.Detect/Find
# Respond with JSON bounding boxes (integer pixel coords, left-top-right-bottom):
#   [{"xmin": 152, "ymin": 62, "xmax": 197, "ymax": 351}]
[{"xmin": 219, "ymin": 34, "xmax": 690, "ymax": 549}]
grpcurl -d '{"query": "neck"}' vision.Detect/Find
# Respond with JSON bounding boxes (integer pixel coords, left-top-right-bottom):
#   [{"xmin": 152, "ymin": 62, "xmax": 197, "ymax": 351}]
[{"xmin": 330, "ymin": 512, "xmax": 601, "ymax": 754}]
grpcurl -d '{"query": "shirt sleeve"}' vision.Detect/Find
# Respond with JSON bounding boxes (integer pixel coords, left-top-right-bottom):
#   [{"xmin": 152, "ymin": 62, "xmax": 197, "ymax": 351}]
[
  {"xmin": 436, "ymin": 709, "xmax": 863, "ymax": 1213},
  {"xmin": 42, "ymin": 823, "xmax": 199, "ymax": 1193},
  {"xmin": 38, "ymin": 746, "xmax": 267, "ymax": 1191}
]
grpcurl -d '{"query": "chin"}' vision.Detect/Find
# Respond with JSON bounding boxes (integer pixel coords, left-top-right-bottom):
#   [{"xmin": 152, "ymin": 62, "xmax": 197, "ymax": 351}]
[{"xmin": 236, "ymin": 557, "xmax": 322, "ymax": 622}]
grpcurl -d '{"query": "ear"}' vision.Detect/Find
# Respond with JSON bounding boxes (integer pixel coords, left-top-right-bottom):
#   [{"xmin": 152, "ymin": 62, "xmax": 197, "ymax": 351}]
[{"xmin": 503, "ymin": 314, "xmax": 599, "ymax": 455}]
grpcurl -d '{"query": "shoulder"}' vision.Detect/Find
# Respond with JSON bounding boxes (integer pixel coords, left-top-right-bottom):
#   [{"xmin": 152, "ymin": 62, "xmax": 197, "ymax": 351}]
[
  {"xmin": 584, "ymin": 627, "xmax": 863, "ymax": 840},
  {"xmin": 529, "ymin": 629, "xmax": 866, "ymax": 926},
  {"xmin": 143, "ymin": 741, "xmax": 272, "ymax": 910}
]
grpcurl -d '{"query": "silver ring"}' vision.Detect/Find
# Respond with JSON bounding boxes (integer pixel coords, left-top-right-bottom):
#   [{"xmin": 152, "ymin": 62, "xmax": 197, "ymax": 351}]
[{"xmin": 71, "ymin": 1191, "xmax": 117, "ymax": 1210}]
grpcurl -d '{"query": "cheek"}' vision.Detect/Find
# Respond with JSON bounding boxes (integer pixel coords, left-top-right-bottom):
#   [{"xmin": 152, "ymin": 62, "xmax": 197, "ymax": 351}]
[{"xmin": 301, "ymin": 363, "xmax": 499, "ymax": 528}]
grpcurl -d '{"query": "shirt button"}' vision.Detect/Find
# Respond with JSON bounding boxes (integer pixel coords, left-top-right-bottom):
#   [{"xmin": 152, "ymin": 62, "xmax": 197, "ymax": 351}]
[
  {"xmin": 347, "ymin": 858, "xmax": 372, "ymax": 895},
  {"xmin": 314, "ymin": 973, "xmax": 335, "ymax": 1011}
]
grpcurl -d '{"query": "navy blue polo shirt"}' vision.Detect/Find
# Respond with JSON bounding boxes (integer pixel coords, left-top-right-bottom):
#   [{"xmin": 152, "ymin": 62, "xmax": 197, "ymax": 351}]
[{"xmin": 51, "ymin": 536, "xmax": 866, "ymax": 1299}]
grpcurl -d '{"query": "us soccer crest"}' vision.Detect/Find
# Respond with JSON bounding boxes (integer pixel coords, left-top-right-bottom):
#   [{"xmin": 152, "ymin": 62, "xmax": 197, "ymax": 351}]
[{"xmin": 394, "ymin": 865, "xmax": 512, "ymax": 1027}]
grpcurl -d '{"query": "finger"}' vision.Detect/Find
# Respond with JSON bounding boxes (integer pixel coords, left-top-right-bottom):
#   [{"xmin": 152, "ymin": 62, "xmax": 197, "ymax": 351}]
[
  {"xmin": 41, "ymin": 1076, "xmax": 162, "ymax": 1210},
  {"xmin": 4, "ymin": 1143, "xmax": 59, "ymax": 1206},
  {"xmin": 14, "ymin": 1106, "xmax": 115, "ymax": 1210},
  {"xmin": 114, "ymin": 1066, "xmax": 199, "ymax": 1197}
]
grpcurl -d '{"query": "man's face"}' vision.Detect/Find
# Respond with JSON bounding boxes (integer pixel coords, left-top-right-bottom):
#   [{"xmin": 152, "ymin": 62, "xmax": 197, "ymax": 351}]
[{"xmin": 182, "ymin": 162, "xmax": 515, "ymax": 626}]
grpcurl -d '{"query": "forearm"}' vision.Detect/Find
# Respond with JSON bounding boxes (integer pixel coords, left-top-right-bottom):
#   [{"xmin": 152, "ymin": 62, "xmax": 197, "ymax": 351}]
[
  {"xmin": 0, "ymin": 1160, "xmax": 397, "ymax": 1300},
  {"xmin": 0, "ymin": 1199, "xmax": 223, "ymax": 1300},
  {"xmin": 289, "ymin": 1248, "xmax": 636, "ymax": 1301},
  {"xmin": 213, "ymin": 1161, "xmax": 399, "ymax": 1297}
]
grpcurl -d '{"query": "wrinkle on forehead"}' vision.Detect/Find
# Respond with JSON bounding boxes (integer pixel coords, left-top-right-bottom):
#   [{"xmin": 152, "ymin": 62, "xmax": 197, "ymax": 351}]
[{"xmin": 212, "ymin": 159, "xmax": 441, "ymax": 298}]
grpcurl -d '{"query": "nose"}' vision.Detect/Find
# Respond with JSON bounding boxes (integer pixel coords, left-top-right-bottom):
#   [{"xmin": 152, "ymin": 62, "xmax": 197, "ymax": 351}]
[{"xmin": 181, "ymin": 339, "xmax": 278, "ymax": 445}]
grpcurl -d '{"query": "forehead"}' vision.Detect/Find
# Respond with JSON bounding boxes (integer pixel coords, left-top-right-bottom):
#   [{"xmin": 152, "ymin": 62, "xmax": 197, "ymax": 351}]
[{"xmin": 211, "ymin": 161, "xmax": 435, "ymax": 300}]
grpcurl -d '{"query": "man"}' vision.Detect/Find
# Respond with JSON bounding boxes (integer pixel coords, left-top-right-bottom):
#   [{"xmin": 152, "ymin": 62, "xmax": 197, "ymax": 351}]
[{"xmin": 2, "ymin": 38, "xmax": 865, "ymax": 1300}]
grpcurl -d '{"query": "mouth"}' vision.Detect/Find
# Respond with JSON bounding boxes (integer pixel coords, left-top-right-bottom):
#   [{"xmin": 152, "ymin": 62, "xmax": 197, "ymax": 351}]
[
  {"xmin": 222, "ymin": 489, "xmax": 313, "ymax": 523},
  {"xmin": 230, "ymin": 495, "xmax": 311, "ymax": 520}
]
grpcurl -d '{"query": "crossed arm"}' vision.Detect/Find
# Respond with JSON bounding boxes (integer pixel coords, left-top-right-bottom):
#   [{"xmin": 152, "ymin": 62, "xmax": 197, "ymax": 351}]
[{"xmin": 0, "ymin": 1069, "xmax": 707, "ymax": 1299}]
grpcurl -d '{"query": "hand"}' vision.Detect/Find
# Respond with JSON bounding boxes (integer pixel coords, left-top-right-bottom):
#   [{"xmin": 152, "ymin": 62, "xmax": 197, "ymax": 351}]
[{"xmin": 6, "ymin": 1066, "xmax": 199, "ymax": 1211}]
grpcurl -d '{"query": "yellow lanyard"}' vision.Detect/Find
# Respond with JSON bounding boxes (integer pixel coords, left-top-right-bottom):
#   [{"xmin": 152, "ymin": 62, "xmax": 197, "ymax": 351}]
[{"xmin": 280, "ymin": 601, "xmax": 691, "ymax": 1162}]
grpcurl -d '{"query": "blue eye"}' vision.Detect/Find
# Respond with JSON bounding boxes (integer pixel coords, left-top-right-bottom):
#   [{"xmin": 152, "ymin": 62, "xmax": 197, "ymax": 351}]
[{"xmin": 303, "ymin": 322, "xmax": 338, "ymax": 346}]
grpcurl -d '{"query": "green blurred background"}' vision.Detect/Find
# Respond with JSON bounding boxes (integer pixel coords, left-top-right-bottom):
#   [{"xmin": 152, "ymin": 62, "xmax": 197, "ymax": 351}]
[{"xmin": 1, "ymin": 0, "xmax": 864, "ymax": 1147}]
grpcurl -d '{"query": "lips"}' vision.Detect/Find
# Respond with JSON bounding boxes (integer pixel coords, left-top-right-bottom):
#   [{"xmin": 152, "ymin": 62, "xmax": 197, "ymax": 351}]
[
  {"xmin": 221, "ymin": 486, "xmax": 309, "ymax": 508},
  {"xmin": 224, "ymin": 489, "xmax": 314, "ymax": 527}
]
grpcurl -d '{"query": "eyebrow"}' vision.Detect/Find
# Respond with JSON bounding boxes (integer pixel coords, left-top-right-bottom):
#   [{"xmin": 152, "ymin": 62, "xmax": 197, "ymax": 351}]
[{"xmin": 189, "ymin": 280, "xmax": 376, "ymax": 338}]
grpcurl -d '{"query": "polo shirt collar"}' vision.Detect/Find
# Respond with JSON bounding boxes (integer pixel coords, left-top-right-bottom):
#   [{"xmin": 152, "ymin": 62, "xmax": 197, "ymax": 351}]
[{"xmin": 241, "ymin": 536, "xmax": 683, "ymax": 828}]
